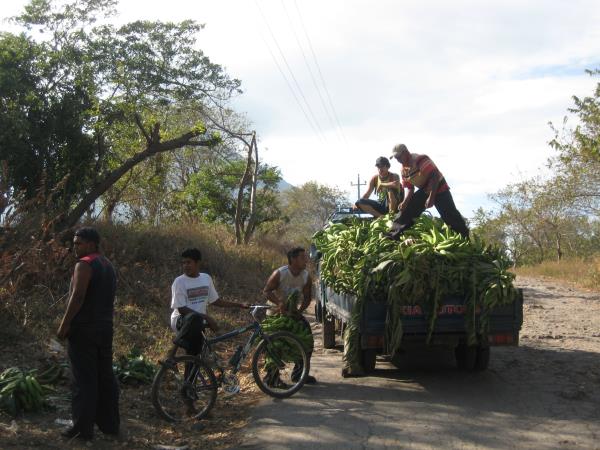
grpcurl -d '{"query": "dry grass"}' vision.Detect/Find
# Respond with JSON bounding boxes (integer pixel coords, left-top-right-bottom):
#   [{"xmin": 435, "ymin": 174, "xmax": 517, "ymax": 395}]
[
  {"xmin": 514, "ymin": 255, "xmax": 600, "ymax": 291},
  {"xmin": 89, "ymin": 222, "xmax": 288, "ymax": 358},
  {"xmin": 0, "ymin": 221, "xmax": 291, "ymax": 448},
  {"xmin": 0, "ymin": 221, "xmax": 288, "ymax": 354}
]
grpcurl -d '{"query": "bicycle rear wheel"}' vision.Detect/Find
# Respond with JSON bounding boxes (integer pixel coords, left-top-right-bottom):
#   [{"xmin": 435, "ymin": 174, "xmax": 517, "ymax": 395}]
[
  {"xmin": 252, "ymin": 331, "xmax": 309, "ymax": 399},
  {"xmin": 151, "ymin": 355, "xmax": 217, "ymax": 422}
]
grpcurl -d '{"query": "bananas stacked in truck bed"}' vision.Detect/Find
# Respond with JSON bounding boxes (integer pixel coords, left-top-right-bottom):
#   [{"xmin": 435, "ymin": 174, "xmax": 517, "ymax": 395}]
[{"xmin": 0, "ymin": 365, "xmax": 64, "ymax": 416}]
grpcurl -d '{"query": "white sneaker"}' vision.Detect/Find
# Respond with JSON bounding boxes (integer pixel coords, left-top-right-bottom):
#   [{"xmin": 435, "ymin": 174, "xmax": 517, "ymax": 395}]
[
  {"xmin": 223, "ymin": 384, "xmax": 240, "ymax": 396},
  {"xmin": 221, "ymin": 373, "xmax": 240, "ymax": 397}
]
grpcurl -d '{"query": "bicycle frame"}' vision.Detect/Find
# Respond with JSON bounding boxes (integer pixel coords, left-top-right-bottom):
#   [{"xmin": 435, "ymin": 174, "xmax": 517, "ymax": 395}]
[{"xmin": 202, "ymin": 306, "xmax": 270, "ymax": 374}]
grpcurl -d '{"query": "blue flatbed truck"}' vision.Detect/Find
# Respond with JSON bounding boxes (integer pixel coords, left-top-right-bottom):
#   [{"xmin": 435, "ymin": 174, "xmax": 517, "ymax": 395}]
[{"xmin": 311, "ymin": 209, "xmax": 524, "ymax": 375}]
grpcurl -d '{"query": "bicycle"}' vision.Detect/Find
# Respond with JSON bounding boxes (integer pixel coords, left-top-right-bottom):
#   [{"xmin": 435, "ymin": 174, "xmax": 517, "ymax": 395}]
[{"xmin": 151, "ymin": 305, "xmax": 310, "ymax": 422}]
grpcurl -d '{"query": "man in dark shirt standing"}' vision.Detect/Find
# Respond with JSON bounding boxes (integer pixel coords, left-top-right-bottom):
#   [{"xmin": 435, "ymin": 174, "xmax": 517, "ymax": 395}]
[{"xmin": 57, "ymin": 227, "xmax": 120, "ymax": 441}]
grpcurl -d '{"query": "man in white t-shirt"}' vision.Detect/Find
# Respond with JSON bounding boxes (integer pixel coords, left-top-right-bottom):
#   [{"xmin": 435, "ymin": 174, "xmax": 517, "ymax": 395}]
[
  {"xmin": 263, "ymin": 247, "xmax": 317, "ymax": 384},
  {"xmin": 166, "ymin": 248, "xmax": 250, "ymax": 359}
]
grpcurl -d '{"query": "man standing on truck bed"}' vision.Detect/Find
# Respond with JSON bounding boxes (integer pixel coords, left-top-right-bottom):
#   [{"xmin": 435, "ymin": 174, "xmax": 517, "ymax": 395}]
[
  {"xmin": 355, "ymin": 156, "xmax": 404, "ymax": 217},
  {"xmin": 263, "ymin": 247, "xmax": 317, "ymax": 384},
  {"xmin": 386, "ymin": 143, "xmax": 469, "ymax": 239}
]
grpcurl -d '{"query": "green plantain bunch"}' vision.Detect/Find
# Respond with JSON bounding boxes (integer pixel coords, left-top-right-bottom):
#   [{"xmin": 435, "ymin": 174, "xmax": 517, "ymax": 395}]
[
  {"xmin": 113, "ymin": 348, "xmax": 157, "ymax": 385},
  {"xmin": 0, "ymin": 365, "xmax": 62, "ymax": 417}
]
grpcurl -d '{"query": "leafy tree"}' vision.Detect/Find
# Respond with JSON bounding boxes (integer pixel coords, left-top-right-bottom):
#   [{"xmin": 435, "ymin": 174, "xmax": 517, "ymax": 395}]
[
  {"xmin": 180, "ymin": 159, "xmax": 282, "ymax": 241},
  {"xmin": 0, "ymin": 31, "xmax": 97, "ymax": 210},
  {"xmin": 548, "ymin": 69, "xmax": 600, "ymax": 216},
  {"xmin": 474, "ymin": 69, "xmax": 600, "ymax": 265},
  {"xmin": 552, "ymin": 69, "xmax": 600, "ymax": 162},
  {"xmin": 475, "ymin": 176, "xmax": 599, "ymax": 264},
  {"xmin": 97, "ymin": 107, "xmax": 245, "ymax": 225},
  {"xmin": 279, "ymin": 181, "xmax": 349, "ymax": 245},
  {"xmin": 0, "ymin": 0, "xmax": 240, "ymax": 234},
  {"xmin": 471, "ymin": 207, "xmax": 508, "ymax": 250}
]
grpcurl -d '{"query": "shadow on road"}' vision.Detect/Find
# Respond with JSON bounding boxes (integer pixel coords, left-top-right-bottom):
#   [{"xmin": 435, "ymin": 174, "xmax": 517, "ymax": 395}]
[{"xmin": 241, "ymin": 343, "xmax": 600, "ymax": 449}]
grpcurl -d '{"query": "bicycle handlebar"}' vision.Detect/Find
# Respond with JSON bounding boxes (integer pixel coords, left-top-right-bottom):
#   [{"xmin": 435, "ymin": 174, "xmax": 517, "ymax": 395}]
[{"xmin": 249, "ymin": 304, "xmax": 271, "ymax": 319}]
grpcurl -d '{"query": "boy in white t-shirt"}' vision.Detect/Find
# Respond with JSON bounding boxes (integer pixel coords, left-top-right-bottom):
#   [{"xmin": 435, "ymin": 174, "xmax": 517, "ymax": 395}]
[
  {"xmin": 166, "ymin": 248, "xmax": 250, "ymax": 359},
  {"xmin": 167, "ymin": 248, "xmax": 250, "ymax": 415}
]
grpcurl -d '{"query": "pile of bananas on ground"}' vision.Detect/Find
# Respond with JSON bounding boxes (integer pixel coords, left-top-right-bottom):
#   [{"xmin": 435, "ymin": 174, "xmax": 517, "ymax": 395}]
[
  {"xmin": 0, "ymin": 364, "xmax": 64, "ymax": 417},
  {"xmin": 262, "ymin": 292, "xmax": 314, "ymax": 353},
  {"xmin": 113, "ymin": 348, "xmax": 156, "ymax": 385}
]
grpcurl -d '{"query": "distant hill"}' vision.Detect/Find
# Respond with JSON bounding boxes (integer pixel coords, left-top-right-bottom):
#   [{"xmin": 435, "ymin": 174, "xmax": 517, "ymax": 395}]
[{"xmin": 277, "ymin": 179, "xmax": 293, "ymax": 192}]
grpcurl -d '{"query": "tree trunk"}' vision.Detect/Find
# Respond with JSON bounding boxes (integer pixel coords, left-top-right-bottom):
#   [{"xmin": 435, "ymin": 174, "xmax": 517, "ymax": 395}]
[
  {"xmin": 104, "ymin": 199, "xmax": 117, "ymax": 223},
  {"xmin": 243, "ymin": 136, "xmax": 259, "ymax": 244},
  {"xmin": 0, "ymin": 160, "xmax": 8, "ymax": 217},
  {"xmin": 235, "ymin": 132, "xmax": 256, "ymax": 245}
]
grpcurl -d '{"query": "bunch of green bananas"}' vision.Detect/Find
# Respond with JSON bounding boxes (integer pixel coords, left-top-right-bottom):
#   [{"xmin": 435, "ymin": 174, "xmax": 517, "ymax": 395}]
[
  {"xmin": 36, "ymin": 363, "xmax": 66, "ymax": 385},
  {"xmin": 0, "ymin": 367, "xmax": 56, "ymax": 417},
  {"xmin": 113, "ymin": 348, "xmax": 156, "ymax": 385},
  {"xmin": 261, "ymin": 315, "xmax": 314, "ymax": 354},
  {"xmin": 285, "ymin": 291, "xmax": 301, "ymax": 315}
]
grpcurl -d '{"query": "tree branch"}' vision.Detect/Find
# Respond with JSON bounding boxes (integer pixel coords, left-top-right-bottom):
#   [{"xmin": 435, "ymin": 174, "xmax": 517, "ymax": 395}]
[
  {"xmin": 54, "ymin": 127, "xmax": 218, "ymax": 231},
  {"xmin": 134, "ymin": 113, "xmax": 152, "ymax": 144}
]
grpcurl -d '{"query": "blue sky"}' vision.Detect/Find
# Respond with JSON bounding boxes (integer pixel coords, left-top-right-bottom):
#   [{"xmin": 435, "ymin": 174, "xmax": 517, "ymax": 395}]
[{"xmin": 2, "ymin": 0, "xmax": 600, "ymax": 218}]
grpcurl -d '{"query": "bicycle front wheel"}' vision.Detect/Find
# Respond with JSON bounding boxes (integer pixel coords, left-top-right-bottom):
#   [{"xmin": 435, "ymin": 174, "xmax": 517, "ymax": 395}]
[
  {"xmin": 252, "ymin": 330, "xmax": 309, "ymax": 399},
  {"xmin": 151, "ymin": 355, "xmax": 217, "ymax": 422}
]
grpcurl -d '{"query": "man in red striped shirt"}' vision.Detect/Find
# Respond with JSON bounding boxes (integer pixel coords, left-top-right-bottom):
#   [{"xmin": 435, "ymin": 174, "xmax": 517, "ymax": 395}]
[{"xmin": 385, "ymin": 143, "xmax": 469, "ymax": 239}]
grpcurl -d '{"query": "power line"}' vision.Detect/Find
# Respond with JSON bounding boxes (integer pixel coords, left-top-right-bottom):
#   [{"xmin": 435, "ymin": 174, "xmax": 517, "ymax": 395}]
[
  {"xmin": 293, "ymin": 0, "xmax": 349, "ymax": 145},
  {"xmin": 258, "ymin": 31, "xmax": 323, "ymax": 141},
  {"xmin": 254, "ymin": 0, "xmax": 327, "ymax": 142},
  {"xmin": 281, "ymin": 0, "xmax": 340, "ymax": 142}
]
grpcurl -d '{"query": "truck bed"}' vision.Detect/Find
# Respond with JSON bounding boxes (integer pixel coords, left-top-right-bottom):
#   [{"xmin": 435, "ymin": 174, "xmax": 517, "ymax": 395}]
[{"xmin": 318, "ymin": 284, "xmax": 523, "ymax": 348}]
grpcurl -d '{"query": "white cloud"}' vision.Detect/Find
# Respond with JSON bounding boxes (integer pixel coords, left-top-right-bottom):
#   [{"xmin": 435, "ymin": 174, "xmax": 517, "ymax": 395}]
[{"xmin": 2, "ymin": 0, "xmax": 600, "ymax": 219}]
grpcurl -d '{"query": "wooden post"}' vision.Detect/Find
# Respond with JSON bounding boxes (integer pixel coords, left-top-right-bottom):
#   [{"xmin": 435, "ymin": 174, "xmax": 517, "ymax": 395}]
[{"xmin": 351, "ymin": 173, "xmax": 366, "ymax": 199}]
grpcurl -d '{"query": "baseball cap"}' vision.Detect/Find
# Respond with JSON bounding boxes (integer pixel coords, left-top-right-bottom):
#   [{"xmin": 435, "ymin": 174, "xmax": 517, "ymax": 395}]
[
  {"xmin": 375, "ymin": 156, "xmax": 390, "ymax": 167},
  {"xmin": 390, "ymin": 144, "xmax": 409, "ymax": 160}
]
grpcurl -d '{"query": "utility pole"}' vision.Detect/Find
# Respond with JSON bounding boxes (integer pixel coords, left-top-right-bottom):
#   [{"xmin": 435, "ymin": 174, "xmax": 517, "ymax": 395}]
[{"xmin": 351, "ymin": 174, "xmax": 366, "ymax": 199}]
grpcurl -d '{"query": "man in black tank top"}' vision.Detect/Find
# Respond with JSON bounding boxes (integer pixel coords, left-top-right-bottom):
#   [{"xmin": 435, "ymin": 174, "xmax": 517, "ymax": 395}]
[{"xmin": 57, "ymin": 227, "xmax": 120, "ymax": 441}]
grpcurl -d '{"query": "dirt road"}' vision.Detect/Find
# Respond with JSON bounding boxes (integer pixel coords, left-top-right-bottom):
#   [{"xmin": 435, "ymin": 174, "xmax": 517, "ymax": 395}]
[{"xmin": 240, "ymin": 276, "xmax": 600, "ymax": 449}]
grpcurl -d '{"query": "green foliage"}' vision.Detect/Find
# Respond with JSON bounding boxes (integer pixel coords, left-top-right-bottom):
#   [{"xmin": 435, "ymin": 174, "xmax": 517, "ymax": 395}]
[
  {"xmin": 0, "ymin": 31, "xmax": 97, "ymax": 207},
  {"xmin": 113, "ymin": 347, "xmax": 157, "ymax": 385},
  {"xmin": 181, "ymin": 158, "xmax": 282, "ymax": 228},
  {"xmin": 547, "ymin": 68, "xmax": 600, "ymax": 216},
  {"xmin": 552, "ymin": 68, "xmax": 600, "ymax": 162},
  {"xmin": 277, "ymin": 181, "xmax": 349, "ymax": 245},
  {"xmin": 1, "ymin": 0, "xmax": 240, "ymax": 231},
  {"xmin": 476, "ymin": 69, "xmax": 600, "ymax": 264},
  {"xmin": 191, "ymin": 122, "xmax": 207, "ymax": 135}
]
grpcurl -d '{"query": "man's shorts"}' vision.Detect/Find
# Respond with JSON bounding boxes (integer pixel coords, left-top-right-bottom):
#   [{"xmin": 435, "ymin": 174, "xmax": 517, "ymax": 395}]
[{"xmin": 355, "ymin": 198, "xmax": 387, "ymax": 215}]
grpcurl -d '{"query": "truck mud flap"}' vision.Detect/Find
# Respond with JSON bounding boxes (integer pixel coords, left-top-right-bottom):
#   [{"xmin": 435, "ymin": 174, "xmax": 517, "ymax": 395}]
[{"xmin": 322, "ymin": 304, "xmax": 336, "ymax": 349}]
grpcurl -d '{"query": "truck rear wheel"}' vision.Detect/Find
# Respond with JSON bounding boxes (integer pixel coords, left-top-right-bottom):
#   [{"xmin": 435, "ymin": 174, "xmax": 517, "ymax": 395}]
[
  {"xmin": 474, "ymin": 346, "xmax": 490, "ymax": 371},
  {"xmin": 314, "ymin": 301, "xmax": 323, "ymax": 323},
  {"xmin": 455, "ymin": 344, "xmax": 477, "ymax": 371},
  {"xmin": 361, "ymin": 349, "xmax": 377, "ymax": 373},
  {"xmin": 456, "ymin": 343, "xmax": 490, "ymax": 371},
  {"xmin": 322, "ymin": 305, "xmax": 336, "ymax": 349}
]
